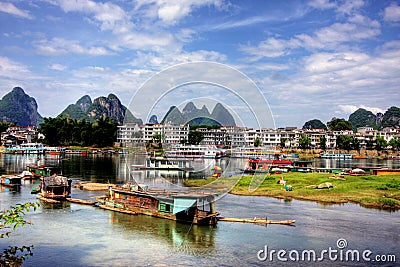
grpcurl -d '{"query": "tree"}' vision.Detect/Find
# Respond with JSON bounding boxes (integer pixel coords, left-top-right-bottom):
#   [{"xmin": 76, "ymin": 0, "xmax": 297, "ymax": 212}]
[
  {"xmin": 0, "ymin": 122, "xmax": 14, "ymax": 133},
  {"xmin": 254, "ymin": 137, "xmax": 262, "ymax": 147},
  {"xmin": 1, "ymin": 202, "xmax": 39, "ymax": 266},
  {"xmin": 298, "ymin": 134, "xmax": 311, "ymax": 149},
  {"xmin": 389, "ymin": 138, "xmax": 400, "ymax": 151},
  {"xmin": 375, "ymin": 136, "xmax": 387, "ymax": 151},
  {"xmin": 327, "ymin": 118, "xmax": 353, "ymax": 131},
  {"xmin": 188, "ymin": 130, "xmax": 204, "ymax": 145},
  {"xmin": 280, "ymin": 137, "xmax": 288, "ymax": 148},
  {"xmin": 336, "ymin": 135, "xmax": 353, "ymax": 151},
  {"xmin": 366, "ymin": 139, "xmax": 375, "ymax": 150},
  {"xmin": 351, "ymin": 136, "xmax": 360, "ymax": 151},
  {"xmin": 319, "ymin": 135, "xmax": 327, "ymax": 150},
  {"xmin": 302, "ymin": 119, "xmax": 327, "ymax": 130}
]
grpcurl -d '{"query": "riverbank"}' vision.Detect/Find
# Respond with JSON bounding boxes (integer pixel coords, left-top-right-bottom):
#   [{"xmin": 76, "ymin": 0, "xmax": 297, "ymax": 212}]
[{"xmin": 184, "ymin": 172, "xmax": 400, "ymax": 210}]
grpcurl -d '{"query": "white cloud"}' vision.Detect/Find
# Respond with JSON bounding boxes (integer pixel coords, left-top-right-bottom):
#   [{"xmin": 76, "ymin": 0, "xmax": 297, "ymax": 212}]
[
  {"xmin": 50, "ymin": 0, "xmax": 133, "ymax": 32},
  {"xmin": 338, "ymin": 105, "xmax": 384, "ymax": 115},
  {"xmin": 383, "ymin": 2, "xmax": 400, "ymax": 22},
  {"xmin": 0, "ymin": 2, "xmax": 33, "ymax": 19},
  {"xmin": 134, "ymin": 0, "xmax": 225, "ymax": 25},
  {"xmin": 241, "ymin": 14, "xmax": 381, "ymax": 60},
  {"xmin": 0, "ymin": 56, "xmax": 31, "ymax": 79},
  {"xmin": 49, "ymin": 63, "xmax": 67, "ymax": 71},
  {"xmin": 308, "ymin": 0, "xmax": 336, "ymax": 10},
  {"xmin": 35, "ymin": 38, "xmax": 111, "ymax": 56}
]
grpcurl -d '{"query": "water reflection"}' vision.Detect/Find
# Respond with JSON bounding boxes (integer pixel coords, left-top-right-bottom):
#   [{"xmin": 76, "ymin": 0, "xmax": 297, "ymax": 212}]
[{"xmin": 108, "ymin": 212, "xmax": 216, "ymax": 256}]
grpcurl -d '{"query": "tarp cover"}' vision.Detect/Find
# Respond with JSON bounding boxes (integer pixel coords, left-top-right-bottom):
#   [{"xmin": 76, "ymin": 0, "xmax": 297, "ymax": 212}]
[{"xmin": 173, "ymin": 198, "xmax": 197, "ymax": 214}]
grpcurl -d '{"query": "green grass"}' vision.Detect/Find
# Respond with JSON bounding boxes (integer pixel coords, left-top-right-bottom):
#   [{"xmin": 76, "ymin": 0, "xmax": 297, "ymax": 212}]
[{"xmin": 184, "ymin": 172, "xmax": 400, "ymax": 210}]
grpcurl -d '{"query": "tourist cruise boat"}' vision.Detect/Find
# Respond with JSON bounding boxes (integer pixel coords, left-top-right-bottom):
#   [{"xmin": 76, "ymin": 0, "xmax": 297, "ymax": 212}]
[
  {"xmin": 132, "ymin": 157, "xmax": 194, "ymax": 171},
  {"xmin": 164, "ymin": 145, "xmax": 225, "ymax": 159},
  {"xmin": 230, "ymin": 147, "xmax": 298, "ymax": 160},
  {"xmin": 5, "ymin": 143, "xmax": 46, "ymax": 154},
  {"xmin": 241, "ymin": 157, "xmax": 293, "ymax": 174},
  {"xmin": 320, "ymin": 151, "xmax": 353, "ymax": 160}
]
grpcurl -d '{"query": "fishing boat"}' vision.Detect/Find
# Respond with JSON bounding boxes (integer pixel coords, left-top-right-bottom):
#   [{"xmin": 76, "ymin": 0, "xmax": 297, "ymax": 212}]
[
  {"xmin": 38, "ymin": 175, "xmax": 72, "ymax": 199},
  {"xmin": 102, "ymin": 183, "xmax": 220, "ymax": 225},
  {"xmin": 164, "ymin": 144, "xmax": 225, "ymax": 159},
  {"xmin": 27, "ymin": 165, "xmax": 61, "ymax": 178},
  {"xmin": 0, "ymin": 175, "xmax": 22, "ymax": 189},
  {"xmin": 132, "ymin": 157, "xmax": 194, "ymax": 171}
]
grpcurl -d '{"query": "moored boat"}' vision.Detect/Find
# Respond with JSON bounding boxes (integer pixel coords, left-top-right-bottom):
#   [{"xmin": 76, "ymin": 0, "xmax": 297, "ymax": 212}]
[
  {"xmin": 102, "ymin": 183, "xmax": 220, "ymax": 225},
  {"xmin": 320, "ymin": 151, "xmax": 353, "ymax": 159},
  {"xmin": 164, "ymin": 144, "xmax": 225, "ymax": 159},
  {"xmin": 39, "ymin": 175, "xmax": 72, "ymax": 199},
  {"xmin": 133, "ymin": 157, "xmax": 194, "ymax": 171},
  {"xmin": 0, "ymin": 175, "xmax": 22, "ymax": 189},
  {"xmin": 241, "ymin": 157, "xmax": 293, "ymax": 174}
]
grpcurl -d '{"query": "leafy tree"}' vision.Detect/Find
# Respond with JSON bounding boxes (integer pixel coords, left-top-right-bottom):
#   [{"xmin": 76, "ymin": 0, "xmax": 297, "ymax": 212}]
[
  {"xmin": 366, "ymin": 139, "xmax": 375, "ymax": 150},
  {"xmin": 188, "ymin": 130, "xmax": 204, "ymax": 145},
  {"xmin": 389, "ymin": 138, "xmax": 400, "ymax": 151},
  {"xmin": 336, "ymin": 135, "xmax": 353, "ymax": 151},
  {"xmin": 351, "ymin": 136, "xmax": 360, "ymax": 151},
  {"xmin": 299, "ymin": 134, "xmax": 311, "ymax": 149},
  {"xmin": 254, "ymin": 137, "xmax": 262, "ymax": 147},
  {"xmin": 319, "ymin": 135, "xmax": 327, "ymax": 150},
  {"xmin": 302, "ymin": 119, "xmax": 327, "ymax": 130},
  {"xmin": 327, "ymin": 118, "xmax": 353, "ymax": 131},
  {"xmin": 0, "ymin": 122, "xmax": 14, "ymax": 133},
  {"xmin": 0, "ymin": 202, "xmax": 39, "ymax": 266},
  {"xmin": 375, "ymin": 136, "xmax": 388, "ymax": 151},
  {"xmin": 280, "ymin": 137, "xmax": 288, "ymax": 148}
]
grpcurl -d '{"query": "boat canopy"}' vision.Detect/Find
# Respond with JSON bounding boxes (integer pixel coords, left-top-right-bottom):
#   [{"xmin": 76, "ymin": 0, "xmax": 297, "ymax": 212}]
[{"xmin": 173, "ymin": 198, "xmax": 197, "ymax": 214}]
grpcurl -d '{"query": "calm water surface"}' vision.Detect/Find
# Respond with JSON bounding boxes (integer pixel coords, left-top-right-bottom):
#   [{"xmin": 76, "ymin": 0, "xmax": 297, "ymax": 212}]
[{"xmin": 0, "ymin": 154, "xmax": 398, "ymax": 266}]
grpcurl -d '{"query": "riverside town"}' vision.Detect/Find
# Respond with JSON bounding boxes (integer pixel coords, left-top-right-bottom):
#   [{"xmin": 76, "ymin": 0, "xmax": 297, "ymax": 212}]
[{"xmin": 1, "ymin": 1, "xmax": 399, "ymax": 266}]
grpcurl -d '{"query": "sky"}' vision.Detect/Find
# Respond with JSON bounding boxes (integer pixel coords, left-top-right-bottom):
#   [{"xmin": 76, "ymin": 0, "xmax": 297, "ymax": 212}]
[{"xmin": 0, "ymin": 0, "xmax": 399, "ymax": 128}]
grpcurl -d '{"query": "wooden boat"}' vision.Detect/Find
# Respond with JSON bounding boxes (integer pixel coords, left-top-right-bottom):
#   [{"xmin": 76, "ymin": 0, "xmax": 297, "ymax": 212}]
[
  {"xmin": 66, "ymin": 198, "xmax": 96, "ymax": 205},
  {"xmin": 39, "ymin": 175, "xmax": 72, "ymax": 199},
  {"xmin": 218, "ymin": 217, "xmax": 296, "ymax": 226},
  {"xmin": 0, "ymin": 175, "xmax": 22, "ymax": 189},
  {"xmin": 27, "ymin": 165, "xmax": 61, "ymax": 178},
  {"xmin": 102, "ymin": 183, "xmax": 220, "ymax": 225}
]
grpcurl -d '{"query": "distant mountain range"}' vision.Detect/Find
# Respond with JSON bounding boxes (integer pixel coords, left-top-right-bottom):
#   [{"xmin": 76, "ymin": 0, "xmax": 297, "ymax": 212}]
[
  {"xmin": 60, "ymin": 94, "xmax": 143, "ymax": 125},
  {"xmin": 161, "ymin": 102, "xmax": 236, "ymax": 127},
  {"xmin": 0, "ymin": 86, "xmax": 398, "ymax": 130}
]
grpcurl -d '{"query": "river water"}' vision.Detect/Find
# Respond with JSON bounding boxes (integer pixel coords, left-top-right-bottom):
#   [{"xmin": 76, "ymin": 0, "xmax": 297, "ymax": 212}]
[{"xmin": 0, "ymin": 154, "xmax": 399, "ymax": 266}]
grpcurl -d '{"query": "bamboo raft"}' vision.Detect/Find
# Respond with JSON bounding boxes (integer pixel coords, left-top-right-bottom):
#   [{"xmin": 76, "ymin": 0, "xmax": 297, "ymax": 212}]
[
  {"xmin": 99, "ymin": 204, "xmax": 137, "ymax": 215},
  {"xmin": 218, "ymin": 217, "xmax": 296, "ymax": 226},
  {"xmin": 66, "ymin": 198, "xmax": 96, "ymax": 205}
]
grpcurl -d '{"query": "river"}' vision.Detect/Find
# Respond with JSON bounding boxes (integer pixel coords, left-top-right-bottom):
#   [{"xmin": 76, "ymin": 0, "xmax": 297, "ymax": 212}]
[{"xmin": 0, "ymin": 154, "xmax": 398, "ymax": 266}]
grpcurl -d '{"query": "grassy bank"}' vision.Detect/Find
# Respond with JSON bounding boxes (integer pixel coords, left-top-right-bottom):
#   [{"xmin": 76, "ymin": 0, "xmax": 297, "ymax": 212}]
[{"xmin": 184, "ymin": 172, "xmax": 400, "ymax": 210}]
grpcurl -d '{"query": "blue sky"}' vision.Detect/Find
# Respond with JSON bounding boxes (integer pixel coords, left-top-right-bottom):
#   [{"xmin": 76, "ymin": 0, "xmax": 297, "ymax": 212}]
[{"xmin": 0, "ymin": 0, "xmax": 399, "ymax": 128}]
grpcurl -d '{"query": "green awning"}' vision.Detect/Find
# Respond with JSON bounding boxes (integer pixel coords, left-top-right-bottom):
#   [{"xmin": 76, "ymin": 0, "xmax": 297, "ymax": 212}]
[{"xmin": 173, "ymin": 198, "xmax": 197, "ymax": 214}]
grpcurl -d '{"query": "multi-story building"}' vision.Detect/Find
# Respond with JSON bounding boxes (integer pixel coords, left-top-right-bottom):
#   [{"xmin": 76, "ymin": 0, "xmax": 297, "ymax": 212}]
[{"xmin": 116, "ymin": 123, "xmax": 400, "ymax": 149}]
